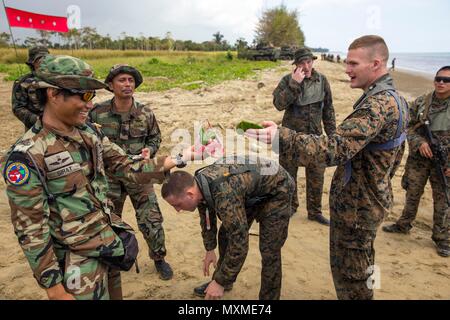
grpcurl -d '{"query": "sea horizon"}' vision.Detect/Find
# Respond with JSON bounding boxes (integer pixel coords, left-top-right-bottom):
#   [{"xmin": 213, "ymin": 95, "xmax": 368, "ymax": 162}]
[{"xmin": 326, "ymin": 51, "xmax": 450, "ymax": 76}]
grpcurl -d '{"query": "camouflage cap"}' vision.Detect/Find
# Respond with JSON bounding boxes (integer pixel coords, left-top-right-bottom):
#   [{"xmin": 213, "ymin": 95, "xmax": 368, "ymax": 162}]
[
  {"xmin": 292, "ymin": 47, "xmax": 317, "ymax": 64},
  {"xmin": 34, "ymin": 54, "xmax": 108, "ymax": 91},
  {"xmin": 26, "ymin": 46, "xmax": 49, "ymax": 66},
  {"xmin": 105, "ymin": 64, "xmax": 143, "ymax": 89}
]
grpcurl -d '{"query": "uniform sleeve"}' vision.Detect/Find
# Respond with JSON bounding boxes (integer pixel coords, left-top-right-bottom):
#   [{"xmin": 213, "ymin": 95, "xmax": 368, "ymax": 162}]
[
  {"xmin": 273, "ymin": 74, "xmax": 302, "ymax": 111},
  {"xmin": 88, "ymin": 105, "xmax": 98, "ymax": 124},
  {"xmin": 4, "ymin": 153, "xmax": 63, "ymax": 289},
  {"xmin": 101, "ymin": 134, "xmax": 168, "ymax": 184},
  {"xmin": 322, "ymin": 77, "xmax": 337, "ymax": 136},
  {"xmin": 279, "ymin": 96, "xmax": 386, "ymax": 167},
  {"xmin": 144, "ymin": 109, "xmax": 162, "ymax": 157},
  {"xmin": 406, "ymin": 97, "xmax": 427, "ymax": 154},
  {"xmin": 211, "ymin": 185, "xmax": 249, "ymax": 287},
  {"xmin": 12, "ymin": 78, "xmax": 38, "ymax": 129},
  {"xmin": 198, "ymin": 203, "xmax": 217, "ymax": 251}
]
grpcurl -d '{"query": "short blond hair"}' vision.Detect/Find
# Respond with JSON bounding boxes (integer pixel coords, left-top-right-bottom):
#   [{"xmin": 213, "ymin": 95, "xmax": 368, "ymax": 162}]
[{"xmin": 348, "ymin": 35, "xmax": 389, "ymax": 64}]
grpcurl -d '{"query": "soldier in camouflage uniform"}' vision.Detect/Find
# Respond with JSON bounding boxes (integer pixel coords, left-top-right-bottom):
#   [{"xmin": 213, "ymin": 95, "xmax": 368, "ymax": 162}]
[
  {"xmin": 246, "ymin": 35, "xmax": 409, "ymax": 299},
  {"xmin": 161, "ymin": 156, "xmax": 295, "ymax": 300},
  {"xmin": 90, "ymin": 64, "xmax": 173, "ymax": 280},
  {"xmin": 1, "ymin": 55, "xmax": 198, "ymax": 300},
  {"xmin": 12, "ymin": 46, "xmax": 49, "ymax": 130},
  {"xmin": 273, "ymin": 47, "xmax": 336, "ymax": 226},
  {"xmin": 383, "ymin": 66, "xmax": 450, "ymax": 257}
]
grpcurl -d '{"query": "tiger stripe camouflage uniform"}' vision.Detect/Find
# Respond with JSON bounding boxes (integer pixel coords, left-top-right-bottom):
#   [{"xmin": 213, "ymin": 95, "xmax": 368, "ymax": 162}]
[
  {"xmin": 273, "ymin": 68, "xmax": 336, "ymax": 217},
  {"xmin": 196, "ymin": 157, "xmax": 295, "ymax": 300},
  {"xmin": 90, "ymin": 99, "xmax": 167, "ymax": 261},
  {"xmin": 12, "ymin": 74, "xmax": 44, "ymax": 130},
  {"xmin": 278, "ymin": 74, "xmax": 409, "ymax": 299},
  {"xmin": 394, "ymin": 93, "xmax": 450, "ymax": 246}
]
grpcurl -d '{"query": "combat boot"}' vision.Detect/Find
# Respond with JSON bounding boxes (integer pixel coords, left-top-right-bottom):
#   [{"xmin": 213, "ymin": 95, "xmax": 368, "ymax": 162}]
[
  {"xmin": 382, "ymin": 223, "xmax": 409, "ymax": 234},
  {"xmin": 308, "ymin": 214, "xmax": 330, "ymax": 226},
  {"xmin": 154, "ymin": 259, "xmax": 173, "ymax": 280},
  {"xmin": 436, "ymin": 243, "xmax": 450, "ymax": 257},
  {"xmin": 193, "ymin": 281, "xmax": 233, "ymax": 298}
]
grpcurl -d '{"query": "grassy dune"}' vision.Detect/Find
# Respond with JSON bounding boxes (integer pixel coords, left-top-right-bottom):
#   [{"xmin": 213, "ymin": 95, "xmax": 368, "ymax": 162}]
[{"xmin": 0, "ymin": 49, "xmax": 279, "ymax": 91}]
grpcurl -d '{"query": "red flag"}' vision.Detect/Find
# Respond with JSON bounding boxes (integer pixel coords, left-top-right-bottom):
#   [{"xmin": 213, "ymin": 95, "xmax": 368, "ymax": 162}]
[{"xmin": 5, "ymin": 7, "xmax": 68, "ymax": 32}]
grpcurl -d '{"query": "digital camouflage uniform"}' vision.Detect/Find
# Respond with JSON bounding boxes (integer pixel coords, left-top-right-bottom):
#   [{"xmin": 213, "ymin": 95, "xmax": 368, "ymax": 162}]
[
  {"xmin": 12, "ymin": 46, "xmax": 49, "ymax": 130},
  {"xmin": 90, "ymin": 99, "xmax": 167, "ymax": 261},
  {"xmin": 273, "ymin": 68, "xmax": 336, "ymax": 217},
  {"xmin": 2, "ymin": 55, "xmax": 170, "ymax": 300},
  {"xmin": 395, "ymin": 93, "xmax": 449, "ymax": 246},
  {"xmin": 195, "ymin": 156, "xmax": 295, "ymax": 300},
  {"xmin": 278, "ymin": 74, "xmax": 409, "ymax": 299}
]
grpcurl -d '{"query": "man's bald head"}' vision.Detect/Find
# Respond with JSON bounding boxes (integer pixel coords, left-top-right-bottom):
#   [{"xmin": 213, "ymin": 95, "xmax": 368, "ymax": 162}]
[{"xmin": 348, "ymin": 35, "xmax": 389, "ymax": 66}]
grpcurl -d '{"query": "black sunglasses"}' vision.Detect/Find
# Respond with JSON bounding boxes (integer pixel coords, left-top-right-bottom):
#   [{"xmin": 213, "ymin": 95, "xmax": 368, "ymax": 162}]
[{"xmin": 434, "ymin": 76, "xmax": 450, "ymax": 83}]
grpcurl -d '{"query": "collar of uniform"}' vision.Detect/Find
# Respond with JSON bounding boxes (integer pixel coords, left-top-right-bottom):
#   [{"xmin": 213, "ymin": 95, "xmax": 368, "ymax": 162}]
[
  {"xmin": 308, "ymin": 69, "xmax": 320, "ymax": 82},
  {"xmin": 33, "ymin": 118, "xmax": 44, "ymax": 131},
  {"xmin": 41, "ymin": 120, "xmax": 85, "ymax": 145},
  {"xmin": 110, "ymin": 98, "xmax": 139, "ymax": 119},
  {"xmin": 365, "ymin": 73, "xmax": 393, "ymax": 93},
  {"xmin": 433, "ymin": 92, "xmax": 450, "ymax": 106}
]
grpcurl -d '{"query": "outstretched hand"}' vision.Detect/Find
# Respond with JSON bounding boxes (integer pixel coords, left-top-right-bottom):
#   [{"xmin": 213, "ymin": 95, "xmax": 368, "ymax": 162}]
[{"xmin": 245, "ymin": 121, "xmax": 278, "ymax": 145}]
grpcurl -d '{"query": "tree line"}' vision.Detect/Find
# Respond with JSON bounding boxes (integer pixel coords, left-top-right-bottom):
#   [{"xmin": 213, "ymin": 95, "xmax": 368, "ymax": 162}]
[{"xmin": 0, "ymin": 5, "xmax": 310, "ymax": 51}]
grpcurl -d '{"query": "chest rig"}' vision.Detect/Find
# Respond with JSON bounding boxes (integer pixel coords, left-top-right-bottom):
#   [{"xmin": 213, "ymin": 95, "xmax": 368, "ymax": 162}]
[{"xmin": 343, "ymin": 80, "xmax": 409, "ymax": 186}]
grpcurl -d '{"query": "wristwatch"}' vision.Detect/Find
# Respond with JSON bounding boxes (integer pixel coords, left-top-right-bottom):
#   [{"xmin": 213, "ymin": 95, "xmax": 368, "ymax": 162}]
[{"xmin": 173, "ymin": 153, "xmax": 187, "ymax": 168}]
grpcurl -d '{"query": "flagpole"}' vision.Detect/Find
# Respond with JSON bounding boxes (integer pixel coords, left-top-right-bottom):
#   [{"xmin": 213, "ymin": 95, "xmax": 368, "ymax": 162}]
[
  {"xmin": 2, "ymin": 0, "xmax": 19, "ymax": 60},
  {"xmin": 2, "ymin": 0, "xmax": 24, "ymax": 77}
]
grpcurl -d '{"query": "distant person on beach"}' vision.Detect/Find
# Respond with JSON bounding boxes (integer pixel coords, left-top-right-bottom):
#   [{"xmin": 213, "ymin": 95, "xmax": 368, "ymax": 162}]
[
  {"xmin": 391, "ymin": 57, "xmax": 396, "ymax": 71},
  {"xmin": 272, "ymin": 47, "xmax": 336, "ymax": 226},
  {"xmin": 383, "ymin": 65, "xmax": 450, "ymax": 258},
  {"xmin": 161, "ymin": 156, "xmax": 295, "ymax": 300},
  {"xmin": 246, "ymin": 35, "xmax": 409, "ymax": 300},
  {"xmin": 12, "ymin": 46, "xmax": 49, "ymax": 131},
  {"xmin": 90, "ymin": 64, "xmax": 174, "ymax": 280}
]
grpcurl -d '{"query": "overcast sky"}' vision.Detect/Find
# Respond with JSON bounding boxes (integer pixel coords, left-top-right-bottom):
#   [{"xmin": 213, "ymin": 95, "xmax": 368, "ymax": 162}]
[{"xmin": 0, "ymin": 0, "xmax": 449, "ymax": 52}]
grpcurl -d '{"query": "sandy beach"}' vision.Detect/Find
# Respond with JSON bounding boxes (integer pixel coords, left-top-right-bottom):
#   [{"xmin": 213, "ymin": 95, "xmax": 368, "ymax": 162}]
[{"xmin": 0, "ymin": 59, "xmax": 448, "ymax": 300}]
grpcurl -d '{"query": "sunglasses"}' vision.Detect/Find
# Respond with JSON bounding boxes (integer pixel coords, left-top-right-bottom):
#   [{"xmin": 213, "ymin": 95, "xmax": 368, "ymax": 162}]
[
  {"xmin": 434, "ymin": 76, "xmax": 450, "ymax": 84},
  {"xmin": 61, "ymin": 89, "xmax": 96, "ymax": 102}
]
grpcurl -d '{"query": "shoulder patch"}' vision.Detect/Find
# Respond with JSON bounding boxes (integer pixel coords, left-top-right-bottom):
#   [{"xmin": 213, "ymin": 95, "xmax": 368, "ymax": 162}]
[{"xmin": 6, "ymin": 161, "xmax": 30, "ymax": 185}]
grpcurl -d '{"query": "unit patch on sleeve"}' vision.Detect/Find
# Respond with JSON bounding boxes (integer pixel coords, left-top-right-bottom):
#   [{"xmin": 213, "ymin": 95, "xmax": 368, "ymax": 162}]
[{"xmin": 6, "ymin": 161, "xmax": 30, "ymax": 186}]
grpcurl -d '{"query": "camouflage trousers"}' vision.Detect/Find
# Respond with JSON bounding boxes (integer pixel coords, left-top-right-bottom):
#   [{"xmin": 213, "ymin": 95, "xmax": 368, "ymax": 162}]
[
  {"xmin": 212, "ymin": 174, "xmax": 294, "ymax": 300},
  {"xmin": 54, "ymin": 227, "xmax": 124, "ymax": 300},
  {"xmin": 397, "ymin": 155, "xmax": 449, "ymax": 246},
  {"xmin": 329, "ymin": 219, "xmax": 380, "ymax": 300},
  {"xmin": 55, "ymin": 250, "xmax": 122, "ymax": 300},
  {"xmin": 280, "ymin": 155, "xmax": 325, "ymax": 217},
  {"xmin": 108, "ymin": 179, "xmax": 167, "ymax": 261}
]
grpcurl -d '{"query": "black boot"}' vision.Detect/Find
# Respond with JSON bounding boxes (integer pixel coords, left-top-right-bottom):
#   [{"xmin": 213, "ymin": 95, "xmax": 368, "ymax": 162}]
[
  {"xmin": 382, "ymin": 223, "xmax": 409, "ymax": 234},
  {"xmin": 436, "ymin": 243, "xmax": 450, "ymax": 257},
  {"xmin": 308, "ymin": 214, "xmax": 330, "ymax": 226},
  {"xmin": 193, "ymin": 281, "xmax": 233, "ymax": 298},
  {"xmin": 154, "ymin": 260, "xmax": 173, "ymax": 280}
]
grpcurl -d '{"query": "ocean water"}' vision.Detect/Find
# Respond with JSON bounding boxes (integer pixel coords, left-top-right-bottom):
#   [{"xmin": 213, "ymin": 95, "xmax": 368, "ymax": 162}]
[
  {"xmin": 389, "ymin": 52, "xmax": 450, "ymax": 76},
  {"xmin": 327, "ymin": 51, "xmax": 450, "ymax": 77}
]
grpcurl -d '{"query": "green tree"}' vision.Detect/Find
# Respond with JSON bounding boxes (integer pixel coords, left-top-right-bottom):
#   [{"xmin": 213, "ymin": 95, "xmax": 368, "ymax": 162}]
[
  {"xmin": 0, "ymin": 32, "xmax": 11, "ymax": 47},
  {"xmin": 255, "ymin": 4, "xmax": 305, "ymax": 47},
  {"xmin": 212, "ymin": 32, "xmax": 224, "ymax": 45}
]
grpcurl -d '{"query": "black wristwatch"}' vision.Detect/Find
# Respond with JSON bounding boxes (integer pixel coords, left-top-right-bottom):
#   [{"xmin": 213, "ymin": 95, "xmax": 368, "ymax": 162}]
[{"xmin": 173, "ymin": 153, "xmax": 187, "ymax": 168}]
